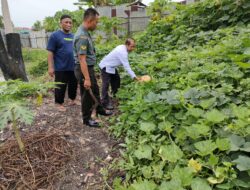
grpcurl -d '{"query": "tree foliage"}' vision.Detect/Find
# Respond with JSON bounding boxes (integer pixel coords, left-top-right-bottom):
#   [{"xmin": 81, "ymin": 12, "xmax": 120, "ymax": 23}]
[
  {"xmin": 98, "ymin": 16, "xmax": 123, "ymax": 40},
  {"xmin": 74, "ymin": 0, "xmax": 135, "ymax": 8},
  {"xmin": 43, "ymin": 9, "xmax": 84, "ymax": 32},
  {"xmin": 147, "ymin": 0, "xmax": 170, "ymax": 20},
  {"xmin": 32, "ymin": 20, "xmax": 43, "ymax": 31}
]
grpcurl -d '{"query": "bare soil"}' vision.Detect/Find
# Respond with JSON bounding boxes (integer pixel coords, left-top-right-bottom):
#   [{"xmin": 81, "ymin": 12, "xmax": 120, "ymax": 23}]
[{"xmin": 0, "ymin": 91, "xmax": 121, "ymax": 190}]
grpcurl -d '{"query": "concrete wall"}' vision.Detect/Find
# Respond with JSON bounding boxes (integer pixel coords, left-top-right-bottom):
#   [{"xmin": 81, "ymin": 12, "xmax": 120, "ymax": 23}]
[
  {"xmin": 96, "ymin": 6, "xmax": 111, "ymax": 17},
  {"xmin": 96, "ymin": 4, "xmax": 148, "ymax": 36}
]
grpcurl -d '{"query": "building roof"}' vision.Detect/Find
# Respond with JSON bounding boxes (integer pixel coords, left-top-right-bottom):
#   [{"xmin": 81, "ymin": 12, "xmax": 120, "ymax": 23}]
[{"xmin": 127, "ymin": 0, "xmax": 147, "ymax": 7}]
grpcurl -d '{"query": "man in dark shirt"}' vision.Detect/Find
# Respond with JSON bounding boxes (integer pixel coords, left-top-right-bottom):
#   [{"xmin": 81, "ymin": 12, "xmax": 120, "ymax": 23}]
[
  {"xmin": 73, "ymin": 8, "xmax": 112, "ymax": 127},
  {"xmin": 47, "ymin": 15, "xmax": 78, "ymax": 111}
]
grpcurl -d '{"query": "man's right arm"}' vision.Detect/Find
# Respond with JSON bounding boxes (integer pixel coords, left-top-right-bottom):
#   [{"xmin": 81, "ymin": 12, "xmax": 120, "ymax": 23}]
[
  {"xmin": 75, "ymin": 36, "xmax": 91, "ymax": 89},
  {"xmin": 119, "ymin": 53, "xmax": 137, "ymax": 80},
  {"xmin": 47, "ymin": 34, "xmax": 56, "ymax": 77},
  {"xmin": 48, "ymin": 51, "xmax": 54, "ymax": 77},
  {"xmin": 78, "ymin": 54, "xmax": 91, "ymax": 89}
]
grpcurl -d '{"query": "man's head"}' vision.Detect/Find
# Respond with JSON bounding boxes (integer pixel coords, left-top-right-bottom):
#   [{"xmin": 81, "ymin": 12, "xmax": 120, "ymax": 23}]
[
  {"xmin": 60, "ymin": 15, "xmax": 72, "ymax": 33},
  {"xmin": 83, "ymin": 8, "xmax": 99, "ymax": 31},
  {"xmin": 125, "ymin": 38, "xmax": 136, "ymax": 52}
]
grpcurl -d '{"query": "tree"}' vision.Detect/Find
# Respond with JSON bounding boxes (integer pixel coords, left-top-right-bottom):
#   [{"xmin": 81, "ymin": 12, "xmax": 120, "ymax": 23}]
[
  {"xmin": 32, "ymin": 20, "xmax": 43, "ymax": 31},
  {"xmin": 43, "ymin": 9, "xmax": 84, "ymax": 33},
  {"xmin": 0, "ymin": 15, "xmax": 3, "ymax": 28},
  {"xmin": 74, "ymin": 0, "xmax": 135, "ymax": 8},
  {"xmin": 147, "ymin": 0, "xmax": 170, "ymax": 20},
  {"xmin": 99, "ymin": 16, "xmax": 122, "ymax": 40},
  {"xmin": 112, "ymin": 0, "xmax": 134, "ymax": 5}
]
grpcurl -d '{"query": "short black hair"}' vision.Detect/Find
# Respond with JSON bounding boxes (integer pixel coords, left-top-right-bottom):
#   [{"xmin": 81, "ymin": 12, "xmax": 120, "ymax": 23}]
[
  {"xmin": 125, "ymin": 38, "xmax": 135, "ymax": 46},
  {"xmin": 83, "ymin": 8, "xmax": 99, "ymax": 21},
  {"xmin": 60, "ymin": 14, "xmax": 72, "ymax": 22}
]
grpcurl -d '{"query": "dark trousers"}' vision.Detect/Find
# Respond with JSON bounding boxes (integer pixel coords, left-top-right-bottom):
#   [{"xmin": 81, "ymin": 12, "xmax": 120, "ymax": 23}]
[
  {"xmin": 74, "ymin": 64, "xmax": 105, "ymax": 122},
  {"xmin": 101, "ymin": 68, "xmax": 120, "ymax": 106},
  {"xmin": 54, "ymin": 71, "xmax": 77, "ymax": 104}
]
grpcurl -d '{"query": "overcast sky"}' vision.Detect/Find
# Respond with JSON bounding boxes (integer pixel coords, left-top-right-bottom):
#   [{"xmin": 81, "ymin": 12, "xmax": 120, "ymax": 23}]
[{"xmin": 0, "ymin": 0, "xmax": 182, "ymax": 28}]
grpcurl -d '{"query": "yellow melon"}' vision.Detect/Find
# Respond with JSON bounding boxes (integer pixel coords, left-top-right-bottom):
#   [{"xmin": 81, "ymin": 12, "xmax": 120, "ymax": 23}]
[{"xmin": 140, "ymin": 75, "xmax": 151, "ymax": 82}]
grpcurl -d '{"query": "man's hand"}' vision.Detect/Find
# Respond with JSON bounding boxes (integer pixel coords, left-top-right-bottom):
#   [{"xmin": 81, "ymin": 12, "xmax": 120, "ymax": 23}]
[
  {"xmin": 134, "ymin": 76, "xmax": 142, "ymax": 81},
  {"xmin": 84, "ymin": 79, "xmax": 91, "ymax": 89},
  {"xmin": 48, "ymin": 67, "xmax": 54, "ymax": 77}
]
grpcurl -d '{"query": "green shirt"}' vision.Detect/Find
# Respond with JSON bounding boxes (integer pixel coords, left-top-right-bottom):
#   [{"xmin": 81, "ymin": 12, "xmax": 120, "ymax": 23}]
[{"xmin": 73, "ymin": 26, "xmax": 96, "ymax": 66}]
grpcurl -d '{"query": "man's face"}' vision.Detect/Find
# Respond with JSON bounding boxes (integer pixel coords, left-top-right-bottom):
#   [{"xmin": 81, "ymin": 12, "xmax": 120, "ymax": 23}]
[
  {"xmin": 60, "ymin": 18, "xmax": 72, "ymax": 32},
  {"xmin": 127, "ymin": 41, "xmax": 136, "ymax": 52},
  {"xmin": 88, "ymin": 16, "xmax": 99, "ymax": 31}
]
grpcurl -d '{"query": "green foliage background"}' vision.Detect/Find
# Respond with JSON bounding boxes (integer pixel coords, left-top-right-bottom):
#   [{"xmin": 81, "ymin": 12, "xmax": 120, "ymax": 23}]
[{"xmin": 108, "ymin": 0, "xmax": 250, "ymax": 189}]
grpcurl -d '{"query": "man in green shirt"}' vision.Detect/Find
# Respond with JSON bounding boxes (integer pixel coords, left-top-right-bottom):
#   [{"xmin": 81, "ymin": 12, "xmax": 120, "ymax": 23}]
[{"xmin": 74, "ymin": 8, "xmax": 112, "ymax": 127}]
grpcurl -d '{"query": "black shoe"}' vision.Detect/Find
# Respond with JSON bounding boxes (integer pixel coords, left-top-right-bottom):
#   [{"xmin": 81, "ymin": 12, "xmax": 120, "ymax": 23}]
[
  {"xmin": 84, "ymin": 119, "xmax": 100, "ymax": 127},
  {"xmin": 97, "ymin": 109, "xmax": 113, "ymax": 116},
  {"xmin": 103, "ymin": 103, "xmax": 114, "ymax": 110}
]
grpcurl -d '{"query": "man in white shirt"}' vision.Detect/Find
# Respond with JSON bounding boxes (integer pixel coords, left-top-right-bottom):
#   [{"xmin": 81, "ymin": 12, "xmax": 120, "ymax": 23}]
[{"xmin": 99, "ymin": 38, "xmax": 139, "ymax": 110}]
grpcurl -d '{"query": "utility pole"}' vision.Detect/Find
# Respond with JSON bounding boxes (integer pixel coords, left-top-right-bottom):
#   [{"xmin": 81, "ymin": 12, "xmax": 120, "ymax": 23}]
[{"xmin": 2, "ymin": 0, "xmax": 14, "ymax": 34}]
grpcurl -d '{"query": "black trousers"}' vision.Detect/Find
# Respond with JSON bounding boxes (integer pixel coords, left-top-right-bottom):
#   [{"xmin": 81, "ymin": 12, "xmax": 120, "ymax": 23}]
[
  {"xmin": 74, "ymin": 64, "xmax": 105, "ymax": 122},
  {"xmin": 101, "ymin": 68, "xmax": 120, "ymax": 106},
  {"xmin": 54, "ymin": 71, "xmax": 77, "ymax": 104}
]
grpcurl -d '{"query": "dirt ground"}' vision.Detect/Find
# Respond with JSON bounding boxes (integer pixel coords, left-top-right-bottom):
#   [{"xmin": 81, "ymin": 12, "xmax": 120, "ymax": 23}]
[{"xmin": 0, "ymin": 91, "xmax": 122, "ymax": 190}]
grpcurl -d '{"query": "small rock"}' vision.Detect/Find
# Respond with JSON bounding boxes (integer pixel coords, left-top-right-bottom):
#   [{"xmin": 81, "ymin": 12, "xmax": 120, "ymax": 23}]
[
  {"xmin": 89, "ymin": 163, "xmax": 95, "ymax": 170},
  {"xmin": 79, "ymin": 137, "xmax": 86, "ymax": 145},
  {"xmin": 105, "ymin": 155, "xmax": 113, "ymax": 162},
  {"xmin": 83, "ymin": 173, "xmax": 94, "ymax": 183}
]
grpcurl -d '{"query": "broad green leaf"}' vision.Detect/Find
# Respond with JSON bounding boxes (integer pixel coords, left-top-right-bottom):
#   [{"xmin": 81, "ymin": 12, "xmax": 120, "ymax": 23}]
[
  {"xmin": 235, "ymin": 62, "xmax": 250, "ymax": 69},
  {"xmin": 185, "ymin": 124, "xmax": 210, "ymax": 139},
  {"xmin": 195, "ymin": 140, "xmax": 217, "ymax": 156},
  {"xmin": 184, "ymin": 88, "xmax": 200, "ymax": 105},
  {"xmin": 200, "ymin": 98, "xmax": 216, "ymax": 109},
  {"xmin": 140, "ymin": 111, "xmax": 153, "ymax": 120},
  {"xmin": 208, "ymin": 154, "xmax": 219, "ymax": 166},
  {"xmin": 191, "ymin": 178, "xmax": 211, "ymax": 190},
  {"xmin": 205, "ymin": 109, "xmax": 226, "ymax": 123},
  {"xmin": 244, "ymin": 47, "xmax": 250, "ymax": 55},
  {"xmin": 160, "ymin": 90, "xmax": 180, "ymax": 105},
  {"xmin": 240, "ymin": 142, "xmax": 250, "ymax": 152},
  {"xmin": 233, "ymin": 155, "xmax": 250, "ymax": 171},
  {"xmin": 171, "ymin": 166, "xmax": 193, "ymax": 186},
  {"xmin": 231, "ymin": 105, "xmax": 250, "ymax": 119},
  {"xmin": 214, "ymin": 167, "xmax": 227, "ymax": 179},
  {"xmin": 216, "ymin": 138, "xmax": 230, "ymax": 151},
  {"xmin": 232, "ymin": 179, "xmax": 250, "ymax": 188},
  {"xmin": 131, "ymin": 180, "xmax": 157, "ymax": 190},
  {"xmin": 188, "ymin": 108, "xmax": 204, "ymax": 118},
  {"xmin": 0, "ymin": 101, "xmax": 34, "ymax": 129},
  {"xmin": 152, "ymin": 163, "xmax": 164, "ymax": 179},
  {"xmin": 229, "ymin": 134, "xmax": 245, "ymax": 151},
  {"xmin": 158, "ymin": 121, "xmax": 173, "ymax": 133},
  {"xmin": 159, "ymin": 144, "xmax": 183, "ymax": 162},
  {"xmin": 134, "ymin": 144, "xmax": 153, "ymax": 160},
  {"xmin": 141, "ymin": 166, "xmax": 152, "ymax": 179},
  {"xmin": 144, "ymin": 92, "xmax": 160, "ymax": 102},
  {"xmin": 139, "ymin": 122, "xmax": 156, "ymax": 133},
  {"xmin": 159, "ymin": 179, "xmax": 184, "ymax": 190},
  {"xmin": 216, "ymin": 183, "xmax": 232, "ymax": 189}
]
